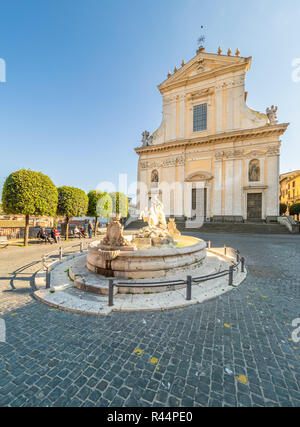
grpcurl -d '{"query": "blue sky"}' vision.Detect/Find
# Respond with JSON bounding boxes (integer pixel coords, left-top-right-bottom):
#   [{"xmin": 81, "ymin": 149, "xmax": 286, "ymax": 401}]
[{"xmin": 0, "ymin": 0, "xmax": 299, "ymax": 199}]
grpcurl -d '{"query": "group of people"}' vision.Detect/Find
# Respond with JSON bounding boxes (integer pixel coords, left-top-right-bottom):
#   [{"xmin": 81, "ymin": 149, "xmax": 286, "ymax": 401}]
[
  {"xmin": 37, "ymin": 227, "xmax": 60, "ymax": 245},
  {"xmin": 73, "ymin": 221, "xmax": 93, "ymax": 239},
  {"xmin": 37, "ymin": 221, "xmax": 94, "ymax": 244}
]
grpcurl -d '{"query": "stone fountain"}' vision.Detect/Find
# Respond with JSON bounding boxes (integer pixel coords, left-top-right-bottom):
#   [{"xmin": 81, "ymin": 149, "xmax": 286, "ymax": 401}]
[
  {"xmin": 86, "ymin": 198, "xmax": 207, "ymax": 281},
  {"xmin": 34, "ymin": 196, "xmax": 246, "ymax": 311}
]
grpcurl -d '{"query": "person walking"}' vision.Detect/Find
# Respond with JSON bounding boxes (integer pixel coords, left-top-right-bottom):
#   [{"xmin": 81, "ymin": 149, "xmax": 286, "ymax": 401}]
[{"xmin": 88, "ymin": 221, "xmax": 93, "ymax": 239}]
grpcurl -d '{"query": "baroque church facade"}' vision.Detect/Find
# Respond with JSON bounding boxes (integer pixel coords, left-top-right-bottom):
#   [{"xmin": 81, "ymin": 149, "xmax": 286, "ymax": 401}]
[{"xmin": 135, "ymin": 46, "xmax": 289, "ymax": 224}]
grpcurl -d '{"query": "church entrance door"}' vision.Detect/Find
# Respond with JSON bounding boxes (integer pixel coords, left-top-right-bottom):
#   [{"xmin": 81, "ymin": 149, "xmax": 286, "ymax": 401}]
[
  {"xmin": 247, "ymin": 193, "xmax": 262, "ymax": 220},
  {"xmin": 192, "ymin": 188, "xmax": 207, "ymax": 221}
]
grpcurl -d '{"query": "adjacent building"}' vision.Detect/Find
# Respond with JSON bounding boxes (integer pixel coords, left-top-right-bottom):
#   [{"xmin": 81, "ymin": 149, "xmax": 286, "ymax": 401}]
[
  {"xmin": 135, "ymin": 46, "xmax": 289, "ymax": 224},
  {"xmin": 280, "ymin": 170, "xmax": 300, "ymax": 208}
]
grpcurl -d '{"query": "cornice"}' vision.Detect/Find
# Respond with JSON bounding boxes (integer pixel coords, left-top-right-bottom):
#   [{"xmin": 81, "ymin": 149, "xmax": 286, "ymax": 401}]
[
  {"xmin": 243, "ymin": 185, "xmax": 268, "ymax": 190},
  {"xmin": 158, "ymin": 62, "xmax": 251, "ymax": 94},
  {"xmin": 280, "ymin": 170, "xmax": 300, "ymax": 182},
  {"xmin": 135, "ymin": 123, "xmax": 289, "ymax": 155}
]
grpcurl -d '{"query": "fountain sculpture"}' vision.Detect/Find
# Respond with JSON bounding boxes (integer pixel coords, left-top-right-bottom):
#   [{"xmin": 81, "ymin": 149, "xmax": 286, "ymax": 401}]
[
  {"xmin": 134, "ymin": 196, "xmax": 176, "ymax": 247},
  {"xmin": 86, "ymin": 198, "xmax": 206, "ymax": 281}
]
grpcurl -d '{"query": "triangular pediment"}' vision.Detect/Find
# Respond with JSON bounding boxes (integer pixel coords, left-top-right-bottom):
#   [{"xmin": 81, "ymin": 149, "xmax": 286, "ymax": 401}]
[{"xmin": 158, "ymin": 50, "xmax": 251, "ymax": 92}]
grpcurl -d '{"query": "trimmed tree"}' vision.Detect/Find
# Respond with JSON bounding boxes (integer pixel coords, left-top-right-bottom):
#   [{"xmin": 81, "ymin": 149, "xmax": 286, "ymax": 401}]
[
  {"xmin": 1, "ymin": 169, "xmax": 58, "ymax": 246},
  {"xmin": 96, "ymin": 193, "xmax": 113, "ymax": 220},
  {"xmin": 289, "ymin": 203, "xmax": 300, "ymax": 221},
  {"xmin": 57, "ymin": 186, "xmax": 88, "ymax": 240},
  {"xmin": 87, "ymin": 191, "xmax": 106, "ymax": 236},
  {"xmin": 94, "ymin": 192, "xmax": 129, "ymax": 223},
  {"xmin": 280, "ymin": 203, "xmax": 288, "ymax": 216},
  {"xmin": 109, "ymin": 192, "xmax": 129, "ymax": 220}
]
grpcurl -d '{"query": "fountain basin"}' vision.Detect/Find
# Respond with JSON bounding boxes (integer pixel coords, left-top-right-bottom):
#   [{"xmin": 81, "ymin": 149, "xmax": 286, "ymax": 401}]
[{"xmin": 86, "ymin": 235, "xmax": 206, "ymax": 279}]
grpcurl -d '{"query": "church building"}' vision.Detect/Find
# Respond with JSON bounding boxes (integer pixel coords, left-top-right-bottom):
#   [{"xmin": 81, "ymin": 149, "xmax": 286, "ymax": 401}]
[{"xmin": 135, "ymin": 46, "xmax": 289, "ymax": 225}]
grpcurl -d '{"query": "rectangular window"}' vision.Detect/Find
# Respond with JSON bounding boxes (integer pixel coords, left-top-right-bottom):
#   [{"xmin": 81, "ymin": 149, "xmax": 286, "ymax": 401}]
[
  {"xmin": 192, "ymin": 189, "xmax": 197, "ymax": 210},
  {"xmin": 193, "ymin": 104, "xmax": 207, "ymax": 132}
]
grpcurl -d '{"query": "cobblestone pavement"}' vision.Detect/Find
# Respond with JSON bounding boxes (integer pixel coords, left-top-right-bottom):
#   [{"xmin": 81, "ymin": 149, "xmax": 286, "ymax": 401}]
[{"xmin": 0, "ymin": 233, "xmax": 300, "ymax": 407}]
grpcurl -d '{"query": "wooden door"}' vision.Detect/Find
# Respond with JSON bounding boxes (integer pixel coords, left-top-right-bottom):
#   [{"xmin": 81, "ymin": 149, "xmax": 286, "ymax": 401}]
[{"xmin": 247, "ymin": 193, "xmax": 262, "ymax": 220}]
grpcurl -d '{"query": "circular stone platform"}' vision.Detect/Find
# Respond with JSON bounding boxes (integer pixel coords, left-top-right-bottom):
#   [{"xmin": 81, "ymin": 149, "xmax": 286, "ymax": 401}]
[
  {"xmin": 87, "ymin": 235, "xmax": 207, "ymax": 280},
  {"xmin": 33, "ymin": 248, "xmax": 247, "ymax": 316}
]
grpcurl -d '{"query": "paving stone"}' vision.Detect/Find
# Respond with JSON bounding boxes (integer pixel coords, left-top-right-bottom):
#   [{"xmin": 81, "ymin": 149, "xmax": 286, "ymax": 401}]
[
  {"xmin": 96, "ymin": 380, "xmax": 108, "ymax": 392},
  {"xmin": 110, "ymin": 396, "xmax": 125, "ymax": 407},
  {"xmin": 89, "ymin": 389, "xmax": 102, "ymax": 403},
  {"xmin": 103, "ymin": 387, "xmax": 118, "ymax": 401},
  {"xmin": 118, "ymin": 386, "xmax": 131, "ymax": 399},
  {"xmin": 141, "ymin": 389, "xmax": 155, "ymax": 403},
  {"xmin": 0, "ymin": 233, "xmax": 300, "ymax": 407}
]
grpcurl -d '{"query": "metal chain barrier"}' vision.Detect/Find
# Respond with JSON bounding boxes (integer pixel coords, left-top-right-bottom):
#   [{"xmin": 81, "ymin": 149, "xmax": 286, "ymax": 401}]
[
  {"xmin": 108, "ymin": 246, "xmax": 246, "ymax": 307},
  {"xmin": 42, "ymin": 242, "xmax": 89, "ymax": 287},
  {"xmin": 41, "ymin": 242, "xmax": 246, "ymax": 307}
]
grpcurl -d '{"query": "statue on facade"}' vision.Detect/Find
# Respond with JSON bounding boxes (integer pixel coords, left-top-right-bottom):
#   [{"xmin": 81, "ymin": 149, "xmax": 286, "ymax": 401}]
[
  {"xmin": 141, "ymin": 131, "xmax": 153, "ymax": 146},
  {"xmin": 249, "ymin": 159, "xmax": 260, "ymax": 182},
  {"xmin": 266, "ymin": 105, "xmax": 278, "ymax": 125},
  {"xmin": 142, "ymin": 131, "xmax": 149, "ymax": 146},
  {"xmin": 151, "ymin": 170, "xmax": 159, "ymax": 183}
]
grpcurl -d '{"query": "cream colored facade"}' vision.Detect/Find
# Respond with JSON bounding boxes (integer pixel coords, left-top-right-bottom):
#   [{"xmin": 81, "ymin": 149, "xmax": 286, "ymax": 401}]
[{"xmin": 136, "ymin": 47, "xmax": 289, "ymax": 223}]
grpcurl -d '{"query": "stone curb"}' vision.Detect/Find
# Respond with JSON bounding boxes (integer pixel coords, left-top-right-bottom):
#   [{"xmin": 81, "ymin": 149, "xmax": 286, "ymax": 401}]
[{"xmin": 33, "ymin": 249, "xmax": 247, "ymax": 316}]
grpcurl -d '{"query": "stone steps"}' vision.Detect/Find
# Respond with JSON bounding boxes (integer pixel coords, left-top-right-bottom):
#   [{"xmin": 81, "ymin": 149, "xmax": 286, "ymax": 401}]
[
  {"xmin": 125, "ymin": 218, "xmax": 290, "ymax": 234},
  {"xmin": 183, "ymin": 222, "xmax": 290, "ymax": 234},
  {"xmin": 125, "ymin": 220, "xmax": 147, "ymax": 230}
]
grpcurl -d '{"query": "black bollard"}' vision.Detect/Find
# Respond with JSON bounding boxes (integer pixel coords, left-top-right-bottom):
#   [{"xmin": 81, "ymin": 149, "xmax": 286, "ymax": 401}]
[
  {"xmin": 108, "ymin": 279, "xmax": 114, "ymax": 306},
  {"xmin": 46, "ymin": 266, "xmax": 51, "ymax": 289},
  {"xmin": 228, "ymin": 266, "xmax": 234, "ymax": 286},
  {"xmin": 186, "ymin": 276, "xmax": 192, "ymax": 301},
  {"xmin": 241, "ymin": 257, "xmax": 245, "ymax": 273}
]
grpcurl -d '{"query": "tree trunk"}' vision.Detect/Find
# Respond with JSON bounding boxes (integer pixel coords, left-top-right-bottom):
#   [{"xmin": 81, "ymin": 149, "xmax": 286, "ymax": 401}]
[
  {"xmin": 94, "ymin": 217, "xmax": 98, "ymax": 237},
  {"xmin": 24, "ymin": 214, "xmax": 30, "ymax": 247},
  {"xmin": 65, "ymin": 217, "xmax": 70, "ymax": 241}
]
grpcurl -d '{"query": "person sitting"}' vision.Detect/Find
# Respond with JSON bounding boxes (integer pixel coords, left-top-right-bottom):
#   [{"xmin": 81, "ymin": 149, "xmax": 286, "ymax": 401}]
[
  {"xmin": 38, "ymin": 227, "xmax": 52, "ymax": 244},
  {"xmin": 80, "ymin": 226, "xmax": 86, "ymax": 238},
  {"xmin": 36, "ymin": 227, "xmax": 43, "ymax": 240},
  {"xmin": 74, "ymin": 226, "xmax": 82, "ymax": 239},
  {"xmin": 51, "ymin": 227, "xmax": 60, "ymax": 243}
]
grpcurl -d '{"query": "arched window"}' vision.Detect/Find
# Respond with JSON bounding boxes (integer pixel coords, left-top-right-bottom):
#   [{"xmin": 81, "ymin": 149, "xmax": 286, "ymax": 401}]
[
  {"xmin": 151, "ymin": 170, "xmax": 159, "ymax": 183},
  {"xmin": 249, "ymin": 159, "xmax": 260, "ymax": 182}
]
